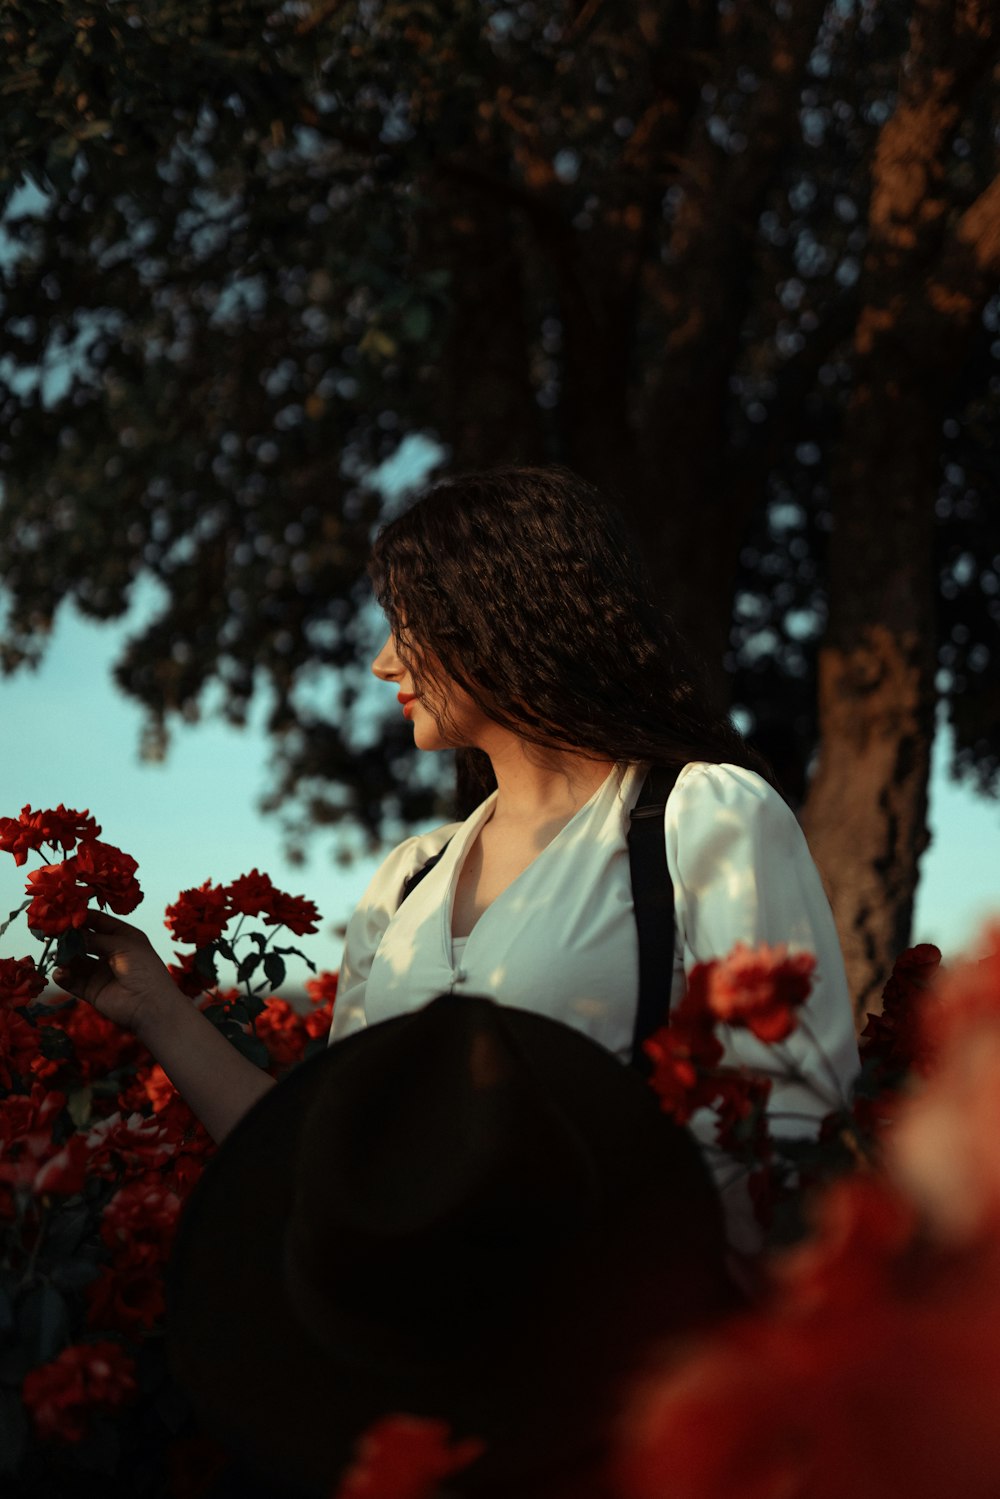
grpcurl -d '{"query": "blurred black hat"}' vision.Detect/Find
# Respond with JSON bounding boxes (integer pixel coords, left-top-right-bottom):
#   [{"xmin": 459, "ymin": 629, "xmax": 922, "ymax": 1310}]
[{"xmin": 166, "ymin": 994, "xmax": 737, "ymax": 1496}]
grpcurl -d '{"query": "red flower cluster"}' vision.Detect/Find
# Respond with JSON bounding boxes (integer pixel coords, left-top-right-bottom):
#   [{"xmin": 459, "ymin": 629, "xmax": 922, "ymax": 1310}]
[
  {"xmin": 861, "ymin": 942, "xmax": 943, "ymax": 1079},
  {"xmin": 335, "ymin": 1415, "xmax": 486, "ymax": 1499},
  {"xmin": 0, "ymin": 955, "xmax": 46, "ymax": 1007},
  {"xmin": 0, "ymin": 806, "xmax": 142, "ymax": 934},
  {"xmin": 22, "ymin": 1340, "xmax": 137, "ymax": 1442},
  {"xmin": 643, "ymin": 1008, "xmax": 724, "ymax": 1124},
  {"xmin": 617, "ymin": 1173, "xmax": 1000, "ymax": 1499},
  {"xmin": 704, "ymin": 942, "xmax": 816, "ymax": 1043},
  {"xmin": 0, "ymin": 1003, "xmax": 42, "ymax": 1090},
  {"xmin": 165, "ymin": 869, "xmax": 320, "ymax": 948},
  {"xmin": 24, "ymin": 843, "xmax": 142, "ymax": 935},
  {"xmin": 0, "ymin": 1083, "xmax": 69, "ymax": 1211},
  {"xmin": 643, "ymin": 944, "xmax": 815, "ymax": 1151},
  {"xmin": 31, "ymin": 998, "xmax": 146, "ymax": 1090},
  {"xmin": 0, "ymin": 805, "xmax": 101, "ymax": 866}
]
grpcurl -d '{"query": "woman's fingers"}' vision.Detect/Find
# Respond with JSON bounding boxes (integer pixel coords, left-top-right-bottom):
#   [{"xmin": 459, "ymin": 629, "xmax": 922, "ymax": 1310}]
[
  {"xmin": 84, "ymin": 910, "xmax": 136, "ymax": 935},
  {"xmin": 79, "ymin": 911, "xmax": 146, "ymax": 956},
  {"xmin": 52, "ymin": 954, "xmax": 113, "ymax": 1007}
]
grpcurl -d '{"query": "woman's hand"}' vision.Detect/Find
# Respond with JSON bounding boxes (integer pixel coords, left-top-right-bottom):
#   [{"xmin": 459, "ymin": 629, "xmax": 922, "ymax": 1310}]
[{"xmin": 52, "ymin": 910, "xmax": 179, "ymax": 1037}]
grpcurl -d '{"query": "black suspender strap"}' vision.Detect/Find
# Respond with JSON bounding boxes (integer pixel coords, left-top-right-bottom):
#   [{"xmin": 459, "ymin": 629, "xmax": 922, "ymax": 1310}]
[
  {"xmin": 400, "ymin": 840, "xmax": 453, "ymax": 903},
  {"xmin": 627, "ymin": 763, "xmax": 683, "ymax": 1074},
  {"xmin": 398, "ymin": 763, "xmax": 683, "ymax": 1077}
]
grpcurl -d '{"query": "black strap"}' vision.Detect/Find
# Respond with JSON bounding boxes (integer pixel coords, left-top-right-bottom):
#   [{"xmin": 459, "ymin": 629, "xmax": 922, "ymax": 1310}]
[
  {"xmin": 627, "ymin": 764, "xmax": 682, "ymax": 1073},
  {"xmin": 397, "ymin": 764, "xmax": 682, "ymax": 1074},
  {"xmin": 400, "ymin": 841, "xmax": 453, "ymax": 903}
]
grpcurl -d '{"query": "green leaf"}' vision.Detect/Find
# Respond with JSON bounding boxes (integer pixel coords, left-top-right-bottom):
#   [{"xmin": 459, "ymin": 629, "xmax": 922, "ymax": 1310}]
[
  {"xmin": 49, "ymin": 1258, "xmax": 103, "ymax": 1292},
  {"xmin": 236, "ymin": 952, "xmax": 261, "ymax": 984},
  {"xmin": 19, "ymin": 1284, "xmax": 70, "ymax": 1366},
  {"xmin": 67, "ymin": 1086, "xmax": 93, "ymax": 1128},
  {"xmin": 0, "ymin": 1386, "xmax": 27, "ymax": 1474},
  {"xmin": 0, "ymin": 900, "xmax": 30, "ymax": 939},
  {"xmin": 273, "ymin": 946, "xmax": 317, "ymax": 972},
  {"xmin": 193, "ymin": 946, "xmax": 219, "ymax": 981},
  {"xmin": 38, "ymin": 1202, "xmax": 90, "ymax": 1261},
  {"xmin": 262, "ymin": 953, "xmax": 286, "ymax": 991}
]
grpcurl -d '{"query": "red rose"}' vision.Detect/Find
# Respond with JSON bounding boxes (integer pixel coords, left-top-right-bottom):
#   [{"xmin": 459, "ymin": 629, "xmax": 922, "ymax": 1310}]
[
  {"xmin": 0, "ymin": 1084, "xmax": 68, "ymax": 1191},
  {"xmin": 84, "ymin": 1111, "xmax": 176, "ymax": 1179},
  {"xmin": 256, "ymin": 998, "xmax": 309, "ymax": 1069},
  {"xmin": 714, "ymin": 1072, "xmax": 773, "ymax": 1156},
  {"xmin": 643, "ymin": 1018, "xmax": 724, "ymax": 1125},
  {"xmin": 74, "ymin": 839, "xmax": 143, "ymax": 916},
  {"xmin": 862, "ymin": 942, "xmax": 942, "ymax": 1077},
  {"xmin": 0, "ymin": 955, "xmax": 46, "ymax": 1007},
  {"xmin": 335, "ymin": 1415, "xmax": 486, "ymax": 1499},
  {"xmin": 100, "ymin": 1173, "xmax": 183, "ymax": 1259},
  {"xmin": 225, "ymin": 868, "xmax": 277, "ymax": 917},
  {"xmin": 166, "ymin": 949, "xmax": 213, "ymax": 998},
  {"xmin": 304, "ymin": 970, "xmax": 338, "ymax": 1038},
  {"xmin": 25, "ymin": 805, "xmax": 102, "ymax": 853},
  {"xmin": 0, "ymin": 805, "xmax": 102, "ymax": 865},
  {"xmin": 22, "ymin": 1340, "xmax": 137, "ymax": 1442},
  {"xmin": 165, "ymin": 880, "xmax": 233, "ymax": 948},
  {"xmin": 116, "ymin": 1061, "xmax": 177, "ymax": 1117},
  {"xmin": 0, "ymin": 1004, "xmax": 43, "ymax": 1089},
  {"xmin": 32, "ymin": 1133, "xmax": 91, "ymax": 1196},
  {"xmin": 262, "ymin": 889, "xmax": 320, "ymax": 936},
  {"xmin": 306, "ymin": 970, "xmax": 339, "ymax": 1008},
  {"xmin": 32, "ymin": 998, "xmax": 142, "ymax": 1086},
  {"xmin": 0, "ymin": 811, "xmax": 46, "ymax": 866},
  {"xmin": 705, "ymin": 943, "xmax": 817, "ymax": 1043},
  {"xmin": 84, "ymin": 1262, "xmax": 166, "ymax": 1333},
  {"xmin": 24, "ymin": 861, "xmax": 91, "ymax": 936}
]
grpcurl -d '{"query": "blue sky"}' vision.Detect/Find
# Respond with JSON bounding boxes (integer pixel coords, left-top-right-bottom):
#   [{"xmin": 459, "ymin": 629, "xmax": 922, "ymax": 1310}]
[{"xmin": 2, "ymin": 582, "xmax": 998, "ymax": 994}]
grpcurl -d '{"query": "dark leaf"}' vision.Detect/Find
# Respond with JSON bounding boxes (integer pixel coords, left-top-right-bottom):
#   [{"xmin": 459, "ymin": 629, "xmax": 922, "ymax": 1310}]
[
  {"xmin": 262, "ymin": 953, "xmax": 286, "ymax": 991},
  {"xmin": 236, "ymin": 952, "xmax": 261, "ymax": 984},
  {"xmin": 0, "ymin": 1386, "xmax": 27, "ymax": 1474},
  {"xmin": 0, "ymin": 900, "xmax": 30, "ymax": 939},
  {"xmin": 18, "ymin": 1283, "xmax": 70, "ymax": 1366},
  {"xmin": 193, "ymin": 946, "xmax": 219, "ymax": 982}
]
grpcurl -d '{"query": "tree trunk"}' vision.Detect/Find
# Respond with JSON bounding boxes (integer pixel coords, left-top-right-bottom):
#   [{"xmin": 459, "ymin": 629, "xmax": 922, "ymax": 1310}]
[
  {"xmin": 800, "ymin": 381, "xmax": 938, "ymax": 1023},
  {"xmin": 801, "ymin": 0, "xmax": 1000, "ymax": 1020}
]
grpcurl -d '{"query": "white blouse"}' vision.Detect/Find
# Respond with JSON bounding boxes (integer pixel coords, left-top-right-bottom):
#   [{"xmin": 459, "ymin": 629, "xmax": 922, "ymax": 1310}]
[{"xmin": 328, "ymin": 761, "xmax": 860, "ymax": 1252}]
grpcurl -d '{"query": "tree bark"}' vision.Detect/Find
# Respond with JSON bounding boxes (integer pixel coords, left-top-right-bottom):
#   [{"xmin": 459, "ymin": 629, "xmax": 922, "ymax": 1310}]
[{"xmin": 801, "ymin": 0, "xmax": 1000, "ymax": 1020}]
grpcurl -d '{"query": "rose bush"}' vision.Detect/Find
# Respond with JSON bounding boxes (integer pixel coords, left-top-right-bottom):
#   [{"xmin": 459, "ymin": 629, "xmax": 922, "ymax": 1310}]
[
  {"xmin": 0, "ymin": 805, "xmax": 336, "ymax": 1495},
  {"xmin": 5, "ymin": 801, "xmax": 998, "ymax": 1499}
]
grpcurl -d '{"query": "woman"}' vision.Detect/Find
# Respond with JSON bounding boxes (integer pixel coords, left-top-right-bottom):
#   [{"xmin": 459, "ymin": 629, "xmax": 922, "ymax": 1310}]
[
  {"xmin": 54, "ymin": 464, "xmax": 859, "ymax": 1250},
  {"xmin": 328, "ymin": 464, "xmax": 859, "ymax": 1252}
]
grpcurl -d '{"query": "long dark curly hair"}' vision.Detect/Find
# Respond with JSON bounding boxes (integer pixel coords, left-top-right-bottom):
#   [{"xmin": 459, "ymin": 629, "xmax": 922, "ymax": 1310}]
[{"xmin": 368, "ymin": 464, "xmax": 782, "ymax": 816}]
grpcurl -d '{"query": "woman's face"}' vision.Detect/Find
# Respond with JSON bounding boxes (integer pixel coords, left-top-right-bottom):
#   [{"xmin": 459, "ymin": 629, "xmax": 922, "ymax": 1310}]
[{"xmin": 371, "ymin": 629, "xmax": 491, "ymax": 752}]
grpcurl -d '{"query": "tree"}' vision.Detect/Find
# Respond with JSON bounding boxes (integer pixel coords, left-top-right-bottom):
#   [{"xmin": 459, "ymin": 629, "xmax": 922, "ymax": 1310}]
[{"xmin": 1, "ymin": 0, "xmax": 998, "ymax": 1012}]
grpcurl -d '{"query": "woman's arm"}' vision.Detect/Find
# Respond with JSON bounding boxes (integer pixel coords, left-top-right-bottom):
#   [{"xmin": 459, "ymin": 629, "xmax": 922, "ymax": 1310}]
[
  {"xmin": 53, "ymin": 911, "xmax": 275, "ymax": 1143},
  {"xmin": 665, "ymin": 763, "xmax": 861, "ymax": 1253}
]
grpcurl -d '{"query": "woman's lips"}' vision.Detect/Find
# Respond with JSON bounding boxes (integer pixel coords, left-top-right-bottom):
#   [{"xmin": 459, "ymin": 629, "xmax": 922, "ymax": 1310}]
[{"xmin": 397, "ymin": 692, "xmax": 418, "ymax": 718}]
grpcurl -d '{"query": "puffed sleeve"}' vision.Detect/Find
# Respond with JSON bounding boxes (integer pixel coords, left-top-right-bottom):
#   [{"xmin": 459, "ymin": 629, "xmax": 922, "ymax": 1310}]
[
  {"xmin": 328, "ymin": 822, "xmax": 461, "ymax": 1045},
  {"xmin": 665, "ymin": 762, "xmax": 860, "ymax": 1254}
]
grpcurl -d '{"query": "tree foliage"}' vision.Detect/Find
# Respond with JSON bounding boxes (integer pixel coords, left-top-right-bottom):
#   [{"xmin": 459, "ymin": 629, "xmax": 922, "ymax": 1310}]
[{"xmin": 0, "ymin": 0, "xmax": 998, "ymax": 868}]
